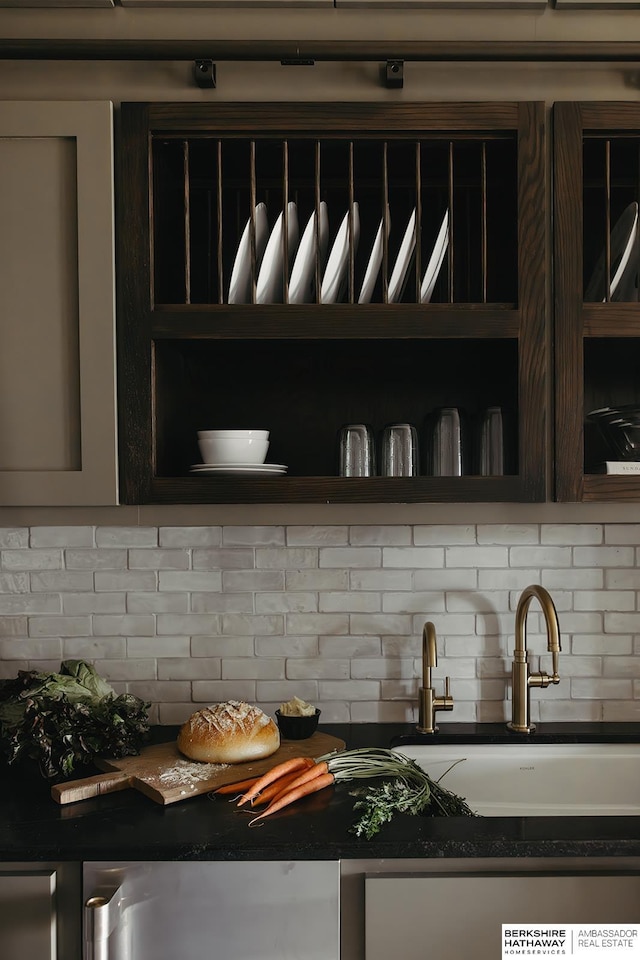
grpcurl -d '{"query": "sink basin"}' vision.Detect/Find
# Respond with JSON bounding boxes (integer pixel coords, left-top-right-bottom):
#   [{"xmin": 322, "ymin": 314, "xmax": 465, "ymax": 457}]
[{"xmin": 394, "ymin": 742, "xmax": 640, "ymax": 816}]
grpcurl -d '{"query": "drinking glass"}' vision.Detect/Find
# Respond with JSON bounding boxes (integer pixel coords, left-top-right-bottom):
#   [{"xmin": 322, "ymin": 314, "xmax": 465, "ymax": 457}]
[
  {"xmin": 381, "ymin": 423, "xmax": 419, "ymax": 477},
  {"xmin": 337, "ymin": 424, "xmax": 376, "ymax": 477}
]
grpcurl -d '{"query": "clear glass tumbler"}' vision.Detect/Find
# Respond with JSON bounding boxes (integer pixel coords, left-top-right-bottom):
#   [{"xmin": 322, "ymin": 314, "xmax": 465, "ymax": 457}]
[
  {"xmin": 337, "ymin": 424, "xmax": 376, "ymax": 477},
  {"xmin": 381, "ymin": 423, "xmax": 419, "ymax": 477}
]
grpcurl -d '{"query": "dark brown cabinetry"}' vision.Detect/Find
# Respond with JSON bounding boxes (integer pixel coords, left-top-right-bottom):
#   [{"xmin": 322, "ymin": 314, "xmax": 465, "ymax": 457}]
[
  {"xmin": 555, "ymin": 102, "xmax": 640, "ymax": 502},
  {"xmin": 117, "ymin": 101, "xmax": 547, "ymax": 504}
]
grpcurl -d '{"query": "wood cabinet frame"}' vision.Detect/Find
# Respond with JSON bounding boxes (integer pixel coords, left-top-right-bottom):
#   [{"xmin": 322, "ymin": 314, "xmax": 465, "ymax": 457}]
[
  {"xmin": 117, "ymin": 101, "xmax": 547, "ymax": 504},
  {"xmin": 554, "ymin": 101, "xmax": 640, "ymax": 502}
]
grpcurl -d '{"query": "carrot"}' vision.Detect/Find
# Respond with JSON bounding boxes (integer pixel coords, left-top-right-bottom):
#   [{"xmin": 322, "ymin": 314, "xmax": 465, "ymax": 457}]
[
  {"xmin": 248, "ymin": 772, "xmax": 335, "ymax": 826},
  {"xmin": 213, "ymin": 776, "xmax": 260, "ymax": 796},
  {"xmin": 267, "ymin": 761, "xmax": 328, "ymax": 805},
  {"xmin": 236, "ymin": 757, "xmax": 315, "ymax": 807},
  {"xmin": 249, "ymin": 769, "xmax": 304, "ymax": 808}
]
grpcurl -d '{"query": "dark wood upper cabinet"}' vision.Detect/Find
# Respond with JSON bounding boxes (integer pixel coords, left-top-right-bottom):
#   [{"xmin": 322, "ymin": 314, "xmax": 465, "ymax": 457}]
[
  {"xmin": 555, "ymin": 102, "xmax": 640, "ymax": 502},
  {"xmin": 117, "ymin": 101, "xmax": 547, "ymax": 504}
]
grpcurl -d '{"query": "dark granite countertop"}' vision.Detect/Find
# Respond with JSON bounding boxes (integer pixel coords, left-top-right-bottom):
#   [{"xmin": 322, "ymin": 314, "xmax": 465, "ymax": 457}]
[{"xmin": 3, "ymin": 722, "xmax": 640, "ymax": 863}]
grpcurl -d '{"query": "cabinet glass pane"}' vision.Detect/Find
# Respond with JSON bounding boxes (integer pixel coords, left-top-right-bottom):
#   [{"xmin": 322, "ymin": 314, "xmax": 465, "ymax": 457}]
[
  {"xmin": 583, "ymin": 135, "xmax": 640, "ymax": 302},
  {"xmin": 151, "ymin": 135, "xmax": 518, "ymax": 307}
]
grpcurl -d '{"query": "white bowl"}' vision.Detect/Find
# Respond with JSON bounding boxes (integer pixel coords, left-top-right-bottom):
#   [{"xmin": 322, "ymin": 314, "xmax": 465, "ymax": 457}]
[
  {"xmin": 197, "ymin": 429, "xmax": 269, "ymax": 440},
  {"xmin": 198, "ymin": 437, "xmax": 269, "ymax": 465}
]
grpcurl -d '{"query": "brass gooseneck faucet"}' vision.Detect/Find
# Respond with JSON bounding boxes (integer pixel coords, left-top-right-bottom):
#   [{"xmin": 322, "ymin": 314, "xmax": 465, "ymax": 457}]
[
  {"xmin": 507, "ymin": 585, "xmax": 561, "ymax": 734},
  {"xmin": 417, "ymin": 621, "xmax": 454, "ymax": 733}
]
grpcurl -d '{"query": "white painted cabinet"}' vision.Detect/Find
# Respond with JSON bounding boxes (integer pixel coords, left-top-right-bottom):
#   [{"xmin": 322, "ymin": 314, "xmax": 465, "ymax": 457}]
[{"xmin": 0, "ymin": 101, "xmax": 118, "ymax": 505}]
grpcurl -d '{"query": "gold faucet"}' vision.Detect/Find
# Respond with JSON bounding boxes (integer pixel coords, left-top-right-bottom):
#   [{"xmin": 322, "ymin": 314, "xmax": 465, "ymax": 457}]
[
  {"xmin": 507, "ymin": 585, "xmax": 561, "ymax": 734},
  {"xmin": 417, "ymin": 622, "xmax": 454, "ymax": 733}
]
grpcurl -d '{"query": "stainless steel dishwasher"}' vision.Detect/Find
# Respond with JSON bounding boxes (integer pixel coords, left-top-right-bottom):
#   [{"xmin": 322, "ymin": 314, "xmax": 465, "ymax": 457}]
[{"xmin": 83, "ymin": 860, "xmax": 339, "ymax": 960}]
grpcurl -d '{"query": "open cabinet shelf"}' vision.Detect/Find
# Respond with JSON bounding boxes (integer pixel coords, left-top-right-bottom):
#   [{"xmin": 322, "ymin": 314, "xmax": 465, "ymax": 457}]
[{"xmin": 117, "ymin": 101, "xmax": 547, "ymax": 504}]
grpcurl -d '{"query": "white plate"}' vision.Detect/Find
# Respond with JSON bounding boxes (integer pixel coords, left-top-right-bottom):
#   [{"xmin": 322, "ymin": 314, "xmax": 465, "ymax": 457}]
[
  {"xmin": 190, "ymin": 463, "xmax": 287, "ymax": 476},
  {"xmin": 358, "ymin": 209, "xmax": 391, "ymax": 304},
  {"xmin": 585, "ymin": 200, "xmax": 639, "ymax": 302},
  {"xmin": 256, "ymin": 202, "xmax": 299, "ymax": 304},
  {"xmin": 321, "ymin": 203, "xmax": 360, "ymax": 304},
  {"xmin": 388, "ymin": 208, "xmax": 416, "ymax": 304},
  {"xmin": 227, "ymin": 203, "xmax": 269, "ymax": 304},
  {"xmin": 289, "ymin": 202, "xmax": 329, "ymax": 304},
  {"xmin": 420, "ymin": 209, "xmax": 449, "ymax": 304}
]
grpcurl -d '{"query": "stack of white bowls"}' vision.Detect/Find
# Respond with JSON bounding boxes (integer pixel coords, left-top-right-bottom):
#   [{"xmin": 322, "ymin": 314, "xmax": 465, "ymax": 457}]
[{"xmin": 197, "ymin": 429, "xmax": 270, "ymax": 466}]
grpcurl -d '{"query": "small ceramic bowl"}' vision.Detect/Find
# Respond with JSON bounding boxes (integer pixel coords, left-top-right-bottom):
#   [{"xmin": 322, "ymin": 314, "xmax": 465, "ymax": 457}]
[
  {"xmin": 198, "ymin": 436, "xmax": 269, "ymax": 465},
  {"xmin": 275, "ymin": 708, "xmax": 321, "ymax": 740}
]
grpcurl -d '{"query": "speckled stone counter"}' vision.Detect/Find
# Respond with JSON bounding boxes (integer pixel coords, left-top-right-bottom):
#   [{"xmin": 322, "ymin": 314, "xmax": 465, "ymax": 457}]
[{"xmin": 2, "ymin": 723, "xmax": 640, "ymax": 863}]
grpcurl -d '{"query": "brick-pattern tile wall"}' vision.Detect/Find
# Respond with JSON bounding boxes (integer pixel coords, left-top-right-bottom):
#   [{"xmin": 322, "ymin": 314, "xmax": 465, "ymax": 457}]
[{"xmin": 0, "ymin": 523, "xmax": 638, "ymax": 725}]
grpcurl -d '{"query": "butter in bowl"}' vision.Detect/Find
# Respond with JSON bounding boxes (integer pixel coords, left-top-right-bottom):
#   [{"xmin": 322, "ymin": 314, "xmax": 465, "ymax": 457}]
[{"xmin": 275, "ymin": 696, "xmax": 320, "ymax": 740}]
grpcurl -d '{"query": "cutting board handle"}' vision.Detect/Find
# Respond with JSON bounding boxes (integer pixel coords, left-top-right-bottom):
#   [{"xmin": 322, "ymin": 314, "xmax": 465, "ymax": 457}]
[{"xmin": 52, "ymin": 771, "xmax": 134, "ymax": 805}]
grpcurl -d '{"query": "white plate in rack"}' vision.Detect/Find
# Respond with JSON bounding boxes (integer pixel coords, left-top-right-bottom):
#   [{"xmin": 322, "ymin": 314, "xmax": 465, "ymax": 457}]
[
  {"xmin": 420, "ymin": 209, "xmax": 449, "ymax": 304},
  {"xmin": 227, "ymin": 203, "xmax": 269, "ymax": 304},
  {"xmin": 289, "ymin": 202, "xmax": 329, "ymax": 304},
  {"xmin": 585, "ymin": 200, "xmax": 639, "ymax": 302},
  {"xmin": 256, "ymin": 202, "xmax": 299, "ymax": 304},
  {"xmin": 388, "ymin": 208, "xmax": 416, "ymax": 304},
  {"xmin": 190, "ymin": 463, "xmax": 288, "ymax": 476},
  {"xmin": 321, "ymin": 203, "xmax": 360, "ymax": 304},
  {"xmin": 358, "ymin": 209, "xmax": 391, "ymax": 304}
]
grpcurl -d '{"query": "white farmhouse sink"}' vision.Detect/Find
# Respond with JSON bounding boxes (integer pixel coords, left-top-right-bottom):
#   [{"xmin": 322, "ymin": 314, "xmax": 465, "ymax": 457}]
[{"xmin": 395, "ymin": 742, "xmax": 640, "ymax": 816}]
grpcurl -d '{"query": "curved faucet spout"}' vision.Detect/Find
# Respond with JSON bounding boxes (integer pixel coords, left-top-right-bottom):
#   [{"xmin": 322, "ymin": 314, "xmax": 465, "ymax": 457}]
[{"xmin": 508, "ymin": 584, "xmax": 562, "ymax": 734}]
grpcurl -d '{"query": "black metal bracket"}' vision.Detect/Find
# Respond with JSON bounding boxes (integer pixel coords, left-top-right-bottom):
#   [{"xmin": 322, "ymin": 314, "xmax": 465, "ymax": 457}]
[
  {"xmin": 385, "ymin": 59, "xmax": 404, "ymax": 89},
  {"xmin": 194, "ymin": 59, "xmax": 216, "ymax": 88}
]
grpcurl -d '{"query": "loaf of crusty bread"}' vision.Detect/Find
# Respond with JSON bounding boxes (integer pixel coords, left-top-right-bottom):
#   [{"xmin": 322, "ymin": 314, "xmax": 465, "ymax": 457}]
[{"xmin": 177, "ymin": 700, "xmax": 280, "ymax": 764}]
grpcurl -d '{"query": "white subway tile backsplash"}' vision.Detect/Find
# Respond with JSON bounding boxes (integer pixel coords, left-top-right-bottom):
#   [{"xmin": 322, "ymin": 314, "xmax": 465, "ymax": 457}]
[
  {"xmin": 63, "ymin": 638, "xmax": 127, "ymax": 659},
  {"xmin": 159, "ymin": 526, "xmax": 221, "ymax": 548},
  {"xmin": 287, "ymin": 525, "xmax": 348, "ymax": 546},
  {"xmin": 157, "ymin": 613, "xmax": 220, "ymax": 636},
  {"xmin": 128, "ymin": 549, "xmax": 189, "ymax": 570},
  {"xmin": 384, "ymin": 547, "xmax": 443, "ymax": 568},
  {"xmin": 28, "ymin": 616, "xmax": 90, "ymax": 637},
  {"xmin": 477, "ymin": 524, "xmax": 539, "ymax": 544},
  {"xmin": 64, "ymin": 593, "xmax": 127, "ymax": 615},
  {"xmin": 96, "ymin": 571, "xmax": 157, "ymax": 592},
  {"xmin": 320, "ymin": 547, "xmax": 381, "ymax": 568},
  {"xmin": 223, "ymin": 526, "xmax": 285, "ymax": 546},
  {"xmin": 415, "ymin": 524, "xmax": 475, "ymax": 545},
  {"xmin": 30, "ymin": 526, "xmax": 94, "ymax": 547},
  {"xmin": 193, "ymin": 548, "xmax": 254, "ymax": 570},
  {"xmin": 604, "ymin": 524, "xmax": 640, "ymax": 545},
  {"xmin": 351, "ymin": 525, "xmax": 412, "ymax": 545},
  {"xmin": 0, "ymin": 573, "xmax": 30, "ymax": 593},
  {"xmin": 0, "ymin": 523, "xmax": 637, "ymax": 723},
  {"xmin": 572, "ymin": 633, "xmax": 633, "ymax": 655},
  {"xmin": 66, "ymin": 549, "xmax": 127, "ymax": 570},
  {"xmin": 2, "ymin": 549, "xmax": 62, "ymax": 570},
  {"xmin": 319, "ymin": 592, "xmax": 380, "ymax": 613},
  {"xmin": 541, "ymin": 524, "xmax": 602, "ymax": 545},
  {"xmin": 191, "ymin": 593, "xmax": 253, "ymax": 614},
  {"xmin": 96, "ymin": 527, "xmax": 157, "ymax": 548}
]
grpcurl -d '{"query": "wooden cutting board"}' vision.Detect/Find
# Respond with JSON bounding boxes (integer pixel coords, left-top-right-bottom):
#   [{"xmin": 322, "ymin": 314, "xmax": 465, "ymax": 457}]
[{"xmin": 51, "ymin": 731, "xmax": 345, "ymax": 806}]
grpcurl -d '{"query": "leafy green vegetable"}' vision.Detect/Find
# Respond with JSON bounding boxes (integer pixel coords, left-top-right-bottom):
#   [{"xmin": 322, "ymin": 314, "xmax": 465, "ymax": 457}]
[
  {"xmin": 315, "ymin": 746, "xmax": 477, "ymax": 839},
  {"xmin": 0, "ymin": 660, "xmax": 150, "ymax": 779}
]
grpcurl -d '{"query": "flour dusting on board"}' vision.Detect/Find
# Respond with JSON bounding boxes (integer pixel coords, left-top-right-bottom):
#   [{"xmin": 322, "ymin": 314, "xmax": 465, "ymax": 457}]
[{"xmin": 144, "ymin": 759, "xmax": 229, "ymax": 788}]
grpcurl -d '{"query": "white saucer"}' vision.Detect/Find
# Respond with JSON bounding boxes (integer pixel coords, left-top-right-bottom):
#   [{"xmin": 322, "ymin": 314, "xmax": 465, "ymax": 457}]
[{"xmin": 190, "ymin": 463, "xmax": 288, "ymax": 476}]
